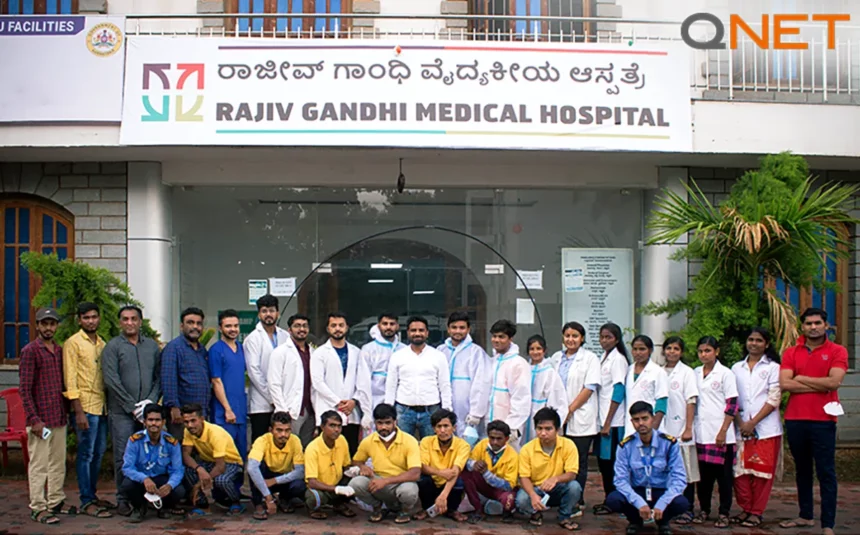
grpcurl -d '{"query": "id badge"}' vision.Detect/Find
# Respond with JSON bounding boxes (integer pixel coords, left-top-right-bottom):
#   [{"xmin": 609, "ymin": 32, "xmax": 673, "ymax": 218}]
[{"xmin": 646, "ymin": 487, "xmax": 652, "ymax": 502}]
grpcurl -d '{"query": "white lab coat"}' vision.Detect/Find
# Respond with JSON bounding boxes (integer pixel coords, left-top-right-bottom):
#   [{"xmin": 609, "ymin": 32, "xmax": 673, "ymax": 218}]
[
  {"xmin": 437, "ymin": 334, "xmax": 491, "ymax": 435},
  {"xmin": 731, "ymin": 356, "xmax": 783, "ymax": 440},
  {"xmin": 310, "ymin": 340, "xmax": 371, "ymax": 427},
  {"xmin": 267, "ymin": 337, "xmax": 304, "ymax": 418},
  {"xmin": 523, "ymin": 361, "xmax": 569, "ymax": 444},
  {"xmin": 360, "ymin": 326, "xmax": 406, "ymax": 412},
  {"xmin": 487, "ymin": 343, "xmax": 531, "ymax": 450},
  {"xmin": 694, "ymin": 360, "xmax": 739, "ymax": 446},
  {"xmin": 597, "ymin": 348, "xmax": 629, "ymax": 430},
  {"xmin": 623, "ymin": 359, "xmax": 670, "ymax": 438},
  {"xmin": 243, "ymin": 322, "xmax": 291, "ymax": 414},
  {"xmin": 660, "ymin": 361, "xmax": 698, "ymax": 445},
  {"xmin": 548, "ymin": 348, "xmax": 601, "ymax": 437}
]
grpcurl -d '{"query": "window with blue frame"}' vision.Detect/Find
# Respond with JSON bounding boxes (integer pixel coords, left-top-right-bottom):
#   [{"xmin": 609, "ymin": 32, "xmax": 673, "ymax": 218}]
[
  {"xmin": 0, "ymin": 196, "xmax": 74, "ymax": 364},
  {"xmin": 1, "ymin": 0, "xmax": 79, "ymax": 15},
  {"xmin": 227, "ymin": 0, "xmax": 351, "ymax": 34},
  {"xmin": 470, "ymin": 0, "xmax": 596, "ymax": 41}
]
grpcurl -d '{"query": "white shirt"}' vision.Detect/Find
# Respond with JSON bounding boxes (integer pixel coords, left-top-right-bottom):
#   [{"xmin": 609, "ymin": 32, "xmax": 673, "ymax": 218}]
[
  {"xmin": 624, "ymin": 359, "xmax": 670, "ymax": 438},
  {"xmin": 731, "ymin": 356, "xmax": 783, "ymax": 440},
  {"xmin": 660, "ymin": 361, "xmax": 698, "ymax": 445},
  {"xmin": 598, "ymin": 348, "xmax": 629, "ymax": 429},
  {"xmin": 694, "ymin": 361, "xmax": 739, "ymax": 445},
  {"xmin": 385, "ymin": 345, "xmax": 453, "ymax": 409},
  {"xmin": 267, "ymin": 338, "xmax": 304, "ymax": 418},
  {"xmin": 243, "ymin": 322, "xmax": 291, "ymax": 414},
  {"xmin": 548, "ymin": 348, "xmax": 601, "ymax": 436}
]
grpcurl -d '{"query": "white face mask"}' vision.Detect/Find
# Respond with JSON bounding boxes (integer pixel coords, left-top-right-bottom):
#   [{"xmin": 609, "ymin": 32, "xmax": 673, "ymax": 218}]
[
  {"xmin": 489, "ymin": 444, "xmax": 507, "ymax": 455},
  {"xmin": 379, "ymin": 430, "xmax": 397, "ymax": 442}
]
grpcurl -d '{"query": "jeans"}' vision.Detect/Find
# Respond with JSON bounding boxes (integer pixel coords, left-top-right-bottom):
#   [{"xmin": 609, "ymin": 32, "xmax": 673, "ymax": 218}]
[
  {"xmin": 109, "ymin": 411, "xmax": 142, "ymax": 503},
  {"xmin": 786, "ymin": 420, "xmax": 838, "ymax": 529},
  {"xmin": 395, "ymin": 403, "xmax": 440, "ymax": 440},
  {"xmin": 250, "ymin": 463, "xmax": 307, "ymax": 506},
  {"xmin": 72, "ymin": 413, "xmax": 109, "ymax": 506},
  {"xmin": 606, "ymin": 487, "xmax": 689, "ymax": 527},
  {"xmin": 515, "ymin": 480, "xmax": 583, "ymax": 521}
]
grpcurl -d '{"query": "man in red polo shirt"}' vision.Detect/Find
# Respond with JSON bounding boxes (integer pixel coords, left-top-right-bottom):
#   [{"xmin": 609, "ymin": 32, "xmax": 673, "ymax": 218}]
[{"xmin": 779, "ymin": 307, "xmax": 848, "ymax": 535}]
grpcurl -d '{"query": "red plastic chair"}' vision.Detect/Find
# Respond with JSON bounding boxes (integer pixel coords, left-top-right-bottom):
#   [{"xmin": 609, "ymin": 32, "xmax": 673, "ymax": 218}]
[{"xmin": 0, "ymin": 387, "xmax": 29, "ymax": 472}]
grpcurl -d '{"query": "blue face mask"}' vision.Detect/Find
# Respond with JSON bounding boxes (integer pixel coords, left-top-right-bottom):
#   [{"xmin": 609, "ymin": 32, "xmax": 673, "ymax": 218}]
[{"xmin": 463, "ymin": 425, "xmax": 480, "ymax": 447}]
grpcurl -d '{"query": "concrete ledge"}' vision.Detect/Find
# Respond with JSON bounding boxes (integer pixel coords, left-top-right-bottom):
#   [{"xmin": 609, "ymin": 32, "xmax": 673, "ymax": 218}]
[
  {"xmin": 440, "ymin": 0, "xmax": 469, "ymax": 15},
  {"xmin": 595, "ymin": 3, "xmax": 622, "ymax": 18},
  {"xmin": 699, "ymin": 90, "xmax": 860, "ymax": 105},
  {"xmin": 352, "ymin": 0, "xmax": 380, "ymax": 14},
  {"xmin": 79, "ymin": 0, "xmax": 106, "ymax": 13},
  {"xmin": 197, "ymin": 0, "xmax": 224, "ymax": 13}
]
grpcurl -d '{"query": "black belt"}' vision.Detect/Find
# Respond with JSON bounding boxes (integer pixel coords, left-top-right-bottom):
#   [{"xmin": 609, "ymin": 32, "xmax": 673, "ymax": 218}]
[{"xmin": 398, "ymin": 403, "xmax": 437, "ymax": 412}]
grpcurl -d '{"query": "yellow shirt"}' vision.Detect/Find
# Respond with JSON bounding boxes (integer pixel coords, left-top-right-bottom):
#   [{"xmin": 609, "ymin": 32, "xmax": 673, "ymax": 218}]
[
  {"xmin": 470, "ymin": 438, "xmax": 520, "ymax": 489},
  {"xmin": 249, "ymin": 433, "xmax": 304, "ymax": 474},
  {"xmin": 420, "ymin": 435, "xmax": 471, "ymax": 487},
  {"xmin": 518, "ymin": 436, "xmax": 578, "ymax": 487},
  {"xmin": 183, "ymin": 422, "xmax": 243, "ymax": 465},
  {"xmin": 304, "ymin": 435, "xmax": 351, "ymax": 486},
  {"xmin": 62, "ymin": 329, "xmax": 106, "ymax": 415},
  {"xmin": 353, "ymin": 428, "xmax": 421, "ymax": 479}
]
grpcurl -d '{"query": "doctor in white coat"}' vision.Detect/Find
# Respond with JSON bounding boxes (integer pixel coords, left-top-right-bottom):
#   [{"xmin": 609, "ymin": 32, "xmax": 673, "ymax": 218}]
[
  {"xmin": 436, "ymin": 311, "xmax": 490, "ymax": 436},
  {"xmin": 623, "ymin": 334, "xmax": 669, "ymax": 439},
  {"xmin": 310, "ymin": 312, "xmax": 371, "ymax": 455},
  {"xmin": 486, "ymin": 319, "xmax": 531, "ymax": 451},
  {"xmin": 359, "ymin": 314, "xmax": 405, "ymax": 412},
  {"xmin": 267, "ymin": 336, "xmax": 305, "ymax": 428},
  {"xmin": 243, "ymin": 294, "xmax": 290, "ymax": 441},
  {"xmin": 523, "ymin": 335, "xmax": 568, "ymax": 444}
]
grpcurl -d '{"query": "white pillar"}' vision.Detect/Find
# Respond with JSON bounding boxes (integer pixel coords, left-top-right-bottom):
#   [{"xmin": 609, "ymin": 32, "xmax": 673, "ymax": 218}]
[
  {"xmin": 127, "ymin": 162, "xmax": 173, "ymax": 341},
  {"xmin": 640, "ymin": 167, "xmax": 688, "ymax": 362}
]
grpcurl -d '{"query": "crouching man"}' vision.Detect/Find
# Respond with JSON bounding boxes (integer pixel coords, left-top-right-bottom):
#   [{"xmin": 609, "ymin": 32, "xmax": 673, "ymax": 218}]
[
  {"xmin": 607, "ymin": 401, "xmax": 689, "ymax": 535},
  {"xmin": 304, "ymin": 410, "xmax": 358, "ymax": 520},
  {"xmin": 515, "ymin": 407, "xmax": 582, "ymax": 531},
  {"xmin": 462, "ymin": 419, "xmax": 519, "ymax": 523},
  {"xmin": 349, "ymin": 403, "xmax": 421, "ymax": 524},
  {"xmin": 247, "ymin": 412, "xmax": 307, "ymax": 521},
  {"xmin": 120, "ymin": 404, "xmax": 186, "ymax": 523}
]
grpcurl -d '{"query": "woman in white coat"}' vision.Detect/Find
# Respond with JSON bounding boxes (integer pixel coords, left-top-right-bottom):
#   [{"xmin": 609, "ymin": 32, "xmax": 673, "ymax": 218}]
[
  {"xmin": 310, "ymin": 313, "xmax": 372, "ymax": 456},
  {"xmin": 660, "ymin": 335, "xmax": 699, "ymax": 525},
  {"xmin": 623, "ymin": 334, "xmax": 669, "ymax": 438},
  {"xmin": 548, "ymin": 321, "xmax": 600, "ymax": 514},
  {"xmin": 523, "ymin": 335, "xmax": 568, "ymax": 444},
  {"xmin": 593, "ymin": 322, "xmax": 630, "ymax": 516}
]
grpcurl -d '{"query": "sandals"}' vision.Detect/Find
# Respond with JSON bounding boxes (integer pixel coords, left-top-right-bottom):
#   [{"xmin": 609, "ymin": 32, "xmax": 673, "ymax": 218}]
[
  {"xmin": 674, "ymin": 511, "xmax": 693, "ymax": 525},
  {"xmin": 31, "ymin": 510, "xmax": 60, "ymax": 524},
  {"xmin": 530, "ymin": 512, "xmax": 544, "ymax": 526},
  {"xmin": 394, "ymin": 511, "xmax": 411, "ymax": 524},
  {"xmin": 714, "ymin": 514, "xmax": 730, "ymax": 529},
  {"xmin": 253, "ymin": 506, "xmax": 268, "ymax": 520},
  {"xmin": 448, "ymin": 511, "xmax": 468, "ymax": 522},
  {"xmin": 369, "ymin": 508, "xmax": 387, "ymax": 523},
  {"xmin": 468, "ymin": 513, "xmax": 484, "ymax": 524},
  {"xmin": 413, "ymin": 510, "xmax": 429, "ymax": 521},
  {"xmin": 227, "ymin": 504, "xmax": 246, "ymax": 516},
  {"xmin": 593, "ymin": 503, "xmax": 612, "ymax": 516},
  {"xmin": 741, "ymin": 515, "xmax": 763, "ymax": 528},
  {"xmin": 188, "ymin": 508, "xmax": 209, "ymax": 517},
  {"xmin": 50, "ymin": 501, "xmax": 77, "ymax": 515},
  {"xmin": 731, "ymin": 512, "xmax": 751, "ymax": 524},
  {"xmin": 333, "ymin": 503, "xmax": 356, "ymax": 518},
  {"xmin": 780, "ymin": 518, "xmax": 815, "ymax": 529},
  {"xmin": 95, "ymin": 499, "xmax": 117, "ymax": 510},
  {"xmin": 309, "ymin": 510, "xmax": 328, "ymax": 520},
  {"xmin": 82, "ymin": 501, "xmax": 113, "ymax": 518},
  {"xmin": 692, "ymin": 511, "xmax": 710, "ymax": 524},
  {"xmin": 559, "ymin": 518, "xmax": 580, "ymax": 531}
]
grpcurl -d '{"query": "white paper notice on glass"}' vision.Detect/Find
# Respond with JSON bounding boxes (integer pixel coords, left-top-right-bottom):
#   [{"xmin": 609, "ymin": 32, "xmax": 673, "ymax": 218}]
[
  {"xmin": 248, "ymin": 280, "xmax": 268, "ymax": 306},
  {"xmin": 564, "ymin": 268, "xmax": 585, "ymax": 292},
  {"xmin": 269, "ymin": 277, "xmax": 297, "ymax": 297},
  {"xmin": 516, "ymin": 298, "xmax": 535, "ymax": 325},
  {"xmin": 515, "ymin": 270, "xmax": 543, "ymax": 290}
]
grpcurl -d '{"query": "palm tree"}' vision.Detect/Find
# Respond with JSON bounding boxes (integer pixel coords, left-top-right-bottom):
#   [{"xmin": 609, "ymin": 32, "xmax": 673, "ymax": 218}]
[{"xmin": 645, "ymin": 153, "xmax": 858, "ymax": 355}]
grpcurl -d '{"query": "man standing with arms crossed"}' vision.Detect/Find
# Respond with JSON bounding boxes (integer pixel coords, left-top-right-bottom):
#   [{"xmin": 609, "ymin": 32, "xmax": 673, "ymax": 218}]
[
  {"xmin": 102, "ymin": 305, "xmax": 162, "ymax": 517},
  {"xmin": 244, "ymin": 295, "xmax": 290, "ymax": 442},
  {"xmin": 780, "ymin": 308, "xmax": 848, "ymax": 535}
]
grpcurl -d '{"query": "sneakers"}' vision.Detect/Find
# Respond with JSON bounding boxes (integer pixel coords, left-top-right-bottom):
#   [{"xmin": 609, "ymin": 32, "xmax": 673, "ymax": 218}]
[{"xmin": 483, "ymin": 500, "xmax": 504, "ymax": 516}]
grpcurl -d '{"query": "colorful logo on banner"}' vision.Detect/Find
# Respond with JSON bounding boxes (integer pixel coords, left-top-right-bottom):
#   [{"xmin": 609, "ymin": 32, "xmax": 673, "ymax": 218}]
[
  {"xmin": 86, "ymin": 22, "xmax": 122, "ymax": 57},
  {"xmin": 140, "ymin": 63, "xmax": 205, "ymax": 122}
]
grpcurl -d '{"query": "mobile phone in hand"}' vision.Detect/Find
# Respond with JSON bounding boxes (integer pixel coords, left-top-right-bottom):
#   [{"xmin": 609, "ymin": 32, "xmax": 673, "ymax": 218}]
[{"xmin": 41, "ymin": 427, "xmax": 52, "ymax": 440}]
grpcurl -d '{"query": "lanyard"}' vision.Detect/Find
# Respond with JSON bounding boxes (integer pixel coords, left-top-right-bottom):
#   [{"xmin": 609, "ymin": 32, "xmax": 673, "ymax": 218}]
[{"xmin": 639, "ymin": 444, "xmax": 656, "ymax": 500}]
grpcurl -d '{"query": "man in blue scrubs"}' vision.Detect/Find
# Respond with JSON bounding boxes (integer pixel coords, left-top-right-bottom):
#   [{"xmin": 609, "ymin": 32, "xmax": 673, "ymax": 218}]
[{"xmin": 209, "ymin": 309, "xmax": 248, "ymax": 461}]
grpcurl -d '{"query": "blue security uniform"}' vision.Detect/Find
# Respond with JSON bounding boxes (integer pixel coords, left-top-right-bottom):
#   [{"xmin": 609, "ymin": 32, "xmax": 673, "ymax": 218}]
[
  {"xmin": 606, "ymin": 431, "xmax": 689, "ymax": 529},
  {"xmin": 120, "ymin": 431, "xmax": 186, "ymax": 510}
]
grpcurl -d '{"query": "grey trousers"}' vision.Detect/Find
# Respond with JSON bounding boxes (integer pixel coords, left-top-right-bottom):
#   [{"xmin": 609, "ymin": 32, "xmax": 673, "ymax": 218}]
[
  {"xmin": 108, "ymin": 411, "xmax": 141, "ymax": 502},
  {"xmin": 348, "ymin": 475, "xmax": 419, "ymax": 513},
  {"xmin": 293, "ymin": 409, "xmax": 316, "ymax": 448}
]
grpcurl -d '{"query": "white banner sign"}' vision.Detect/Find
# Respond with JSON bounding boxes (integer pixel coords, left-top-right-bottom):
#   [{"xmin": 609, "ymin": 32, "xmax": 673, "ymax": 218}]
[
  {"xmin": 121, "ymin": 37, "xmax": 692, "ymax": 151},
  {"xmin": 0, "ymin": 16, "xmax": 125, "ymax": 122}
]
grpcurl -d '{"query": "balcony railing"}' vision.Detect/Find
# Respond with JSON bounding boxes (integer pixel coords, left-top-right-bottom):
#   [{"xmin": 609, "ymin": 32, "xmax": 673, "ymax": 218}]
[{"xmin": 124, "ymin": 13, "xmax": 860, "ymax": 102}]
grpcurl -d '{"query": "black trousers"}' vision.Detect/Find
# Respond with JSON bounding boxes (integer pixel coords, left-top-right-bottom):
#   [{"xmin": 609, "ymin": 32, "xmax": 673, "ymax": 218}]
[
  {"xmin": 597, "ymin": 428, "xmax": 622, "ymax": 497},
  {"xmin": 606, "ymin": 487, "xmax": 689, "ymax": 527},
  {"xmin": 697, "ymin": 446, "xmax": 734, "ymax": 516},
  {"xmin": 342, "ymin": 424, "xmax": 361, "ymax": 457},
  {"xmin": 568, "ymin": 434, "xmax": 595, "ymax": 505},
  {"xmin": 417, "ymin": 475, "xmax": 464, "ymax": 512},
  {"xmin": 683, "ymin": 483, "xmax": 695, "ymax": 513},
  {"xmin": 786, "ymin": 420, "xmax": 838, "ymax": 529},
  {"xmin": 251, "ymin": 463, "xmax": 307, "ymax": 506},
  {"xmin": 120, "ymin": 474, "xmax": 186, "ymax": 510},
  {"xmin": 250, "ymin": 412, "xmax": 273, "ymax": 442}
]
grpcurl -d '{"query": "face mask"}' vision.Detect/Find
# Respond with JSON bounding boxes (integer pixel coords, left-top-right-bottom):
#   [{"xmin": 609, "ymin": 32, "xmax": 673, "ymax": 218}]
[
  {"xmin": 379, "ymin": 430, "xmax": 397, "ymax": 442},
  {"xmin": 489, "ymin": 444, "xmax": 507, "ymax": 455}
]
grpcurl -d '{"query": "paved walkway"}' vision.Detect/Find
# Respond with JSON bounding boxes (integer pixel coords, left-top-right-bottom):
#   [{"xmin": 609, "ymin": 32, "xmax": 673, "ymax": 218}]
[{"xmin": 0, "ymin": 474, "xmax": 856, "ymax": 534}]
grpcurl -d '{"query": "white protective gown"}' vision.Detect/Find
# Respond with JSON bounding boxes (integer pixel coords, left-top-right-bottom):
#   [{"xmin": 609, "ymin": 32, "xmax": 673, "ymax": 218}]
[
  {"xmin": 310, "ymin": 340, "xmax": 372, "ymax": 427},
  {"xmin": 359, "ymin": 325, "xmax": 405, "ymax": 412},
  {"xmin": 437, "ymin": 334, "xmax": 491, "ymax": 436},
  {"xmin": 523, "ymin": 361, "xmax": 569, "ymax": 443},
  {"xmin": 486, "ymin": 343, "xmax": 531, "ymax": 450}
]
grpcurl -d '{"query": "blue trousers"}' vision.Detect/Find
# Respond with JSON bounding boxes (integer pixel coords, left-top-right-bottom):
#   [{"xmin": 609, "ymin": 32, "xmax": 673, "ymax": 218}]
[
  {"xmin": 606, "ymin": 487, "xmax": 689, "ymax": 527},
  {"xmin": 72, "ymin": 413, "xmax": 109, "ymax": 506},
  {"xmin": 217, "ymin": 422, "xmax": 248, "ymax": 463},
  {"xmin": 515, "ymin": 480, "xmax": 582, "ymax": 521},
  {"xmin": 395, "ymin": 403, "xmax": 440, "ymax": 440},
  {"xmin": 786, "ymin": 420, "xmax": 838, "ymax": 529}
]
